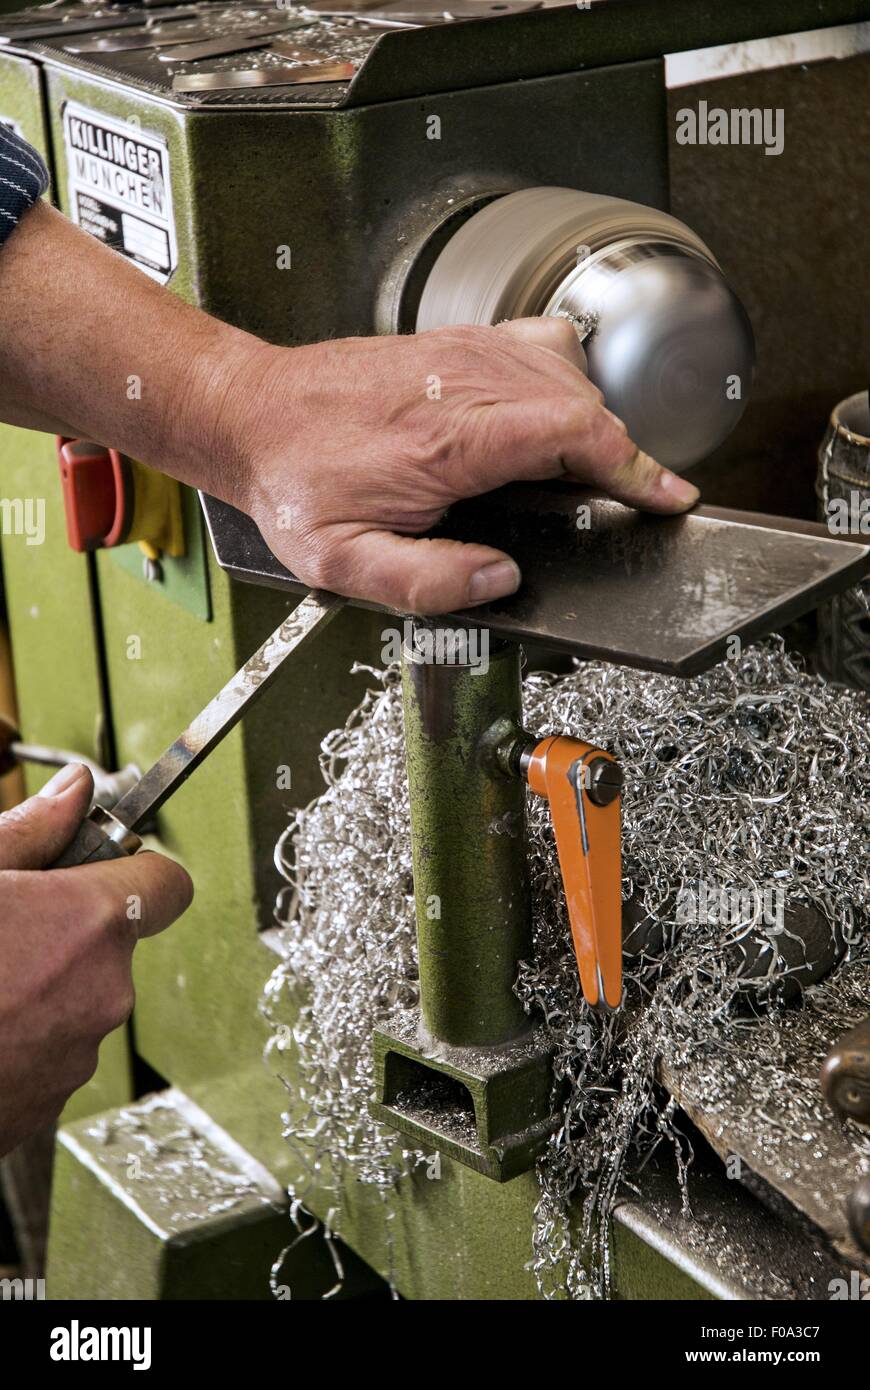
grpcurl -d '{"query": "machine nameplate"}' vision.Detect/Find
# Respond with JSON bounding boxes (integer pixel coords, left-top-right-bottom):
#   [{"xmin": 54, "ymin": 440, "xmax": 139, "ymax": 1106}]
[{"xmin": 61, "ymin": 100, "xmax": 177, "ymax": 284}]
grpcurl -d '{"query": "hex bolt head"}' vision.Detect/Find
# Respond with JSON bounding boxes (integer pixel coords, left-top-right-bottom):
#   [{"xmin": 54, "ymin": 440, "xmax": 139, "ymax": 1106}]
[{"xmin": 586, "ymin": 756, "xmax": 623, "ymax": 807}]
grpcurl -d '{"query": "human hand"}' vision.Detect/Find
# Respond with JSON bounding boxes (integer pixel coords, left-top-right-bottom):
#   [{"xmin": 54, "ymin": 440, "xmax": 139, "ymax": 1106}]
[
  {"xmin": 0, "ymin": 765, "xmax": 192, "ymax": 1155},
  {"xmin": 232, "ymin": 318, "xmax": 700, "ymax": 614},
  {"xmin": 1, "ymin": 208, "xmax": 697, "ymax": 615}
]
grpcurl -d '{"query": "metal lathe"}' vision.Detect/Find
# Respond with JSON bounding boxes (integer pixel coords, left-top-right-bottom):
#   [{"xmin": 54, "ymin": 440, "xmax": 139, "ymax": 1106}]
[{"xmin": 0, "ymin": 0, "xmax": 869, "ymax": 1302}]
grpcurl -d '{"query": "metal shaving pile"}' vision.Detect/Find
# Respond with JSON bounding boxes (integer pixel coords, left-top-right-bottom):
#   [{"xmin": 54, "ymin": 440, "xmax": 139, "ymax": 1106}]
[
  {"xmin": 262, "ymin": 638, "xmax": 870, "ymax": 1298},
  {"xmin": 263, "ymin": 665, "xmax": 416, "ymax": 1193},
  {"xmin": 86, "ymin": 1094, "xmax": 274, "ymax": 1230}
]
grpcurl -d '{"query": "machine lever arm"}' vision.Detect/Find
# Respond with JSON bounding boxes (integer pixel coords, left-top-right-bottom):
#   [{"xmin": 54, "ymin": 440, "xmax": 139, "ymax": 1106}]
[{"xmin": 523, "ymin": 736, "xmax": 623, "ymax": 1012}]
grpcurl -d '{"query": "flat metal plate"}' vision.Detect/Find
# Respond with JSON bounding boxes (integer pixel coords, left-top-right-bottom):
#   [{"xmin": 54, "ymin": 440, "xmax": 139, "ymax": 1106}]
[
  {"xmin": 172, "ymin": 60, "xmax": 356, "ymax": 90},
  {"xmin": 199, "ymin": 484, "xmax": 870, "ymax": 675}
]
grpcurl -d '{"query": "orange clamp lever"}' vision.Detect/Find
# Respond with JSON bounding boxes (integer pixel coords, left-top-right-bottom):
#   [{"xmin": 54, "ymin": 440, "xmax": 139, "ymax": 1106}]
[{"xmin": 525, "ymin": 737, "xmax": 623, "ymax": 1012}]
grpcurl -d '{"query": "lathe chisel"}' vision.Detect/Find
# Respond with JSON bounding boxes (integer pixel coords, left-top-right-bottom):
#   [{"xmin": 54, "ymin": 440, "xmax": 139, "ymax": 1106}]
[{"xmin": 49, "ymin": 590, "xmax": 344, "ymax": 870}]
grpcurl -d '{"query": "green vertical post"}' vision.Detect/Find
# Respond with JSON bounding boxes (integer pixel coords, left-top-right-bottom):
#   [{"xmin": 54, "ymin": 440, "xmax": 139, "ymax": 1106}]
[{"xmin": 401, "ymin": 631, "xmax": 530, "ymax": 1048}]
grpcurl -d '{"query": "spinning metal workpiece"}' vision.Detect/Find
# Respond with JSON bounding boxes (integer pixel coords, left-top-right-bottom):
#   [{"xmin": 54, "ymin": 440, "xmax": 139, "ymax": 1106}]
[{"xmin": 417, "ymin": 188, "xmax": 755, "ymax": 471}]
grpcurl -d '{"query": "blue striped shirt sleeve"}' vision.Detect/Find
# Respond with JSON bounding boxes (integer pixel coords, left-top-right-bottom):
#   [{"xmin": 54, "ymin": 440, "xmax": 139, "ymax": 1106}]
[{"xmin": 0, "ymin": 125, "xmax": 49, "ymax": 249}]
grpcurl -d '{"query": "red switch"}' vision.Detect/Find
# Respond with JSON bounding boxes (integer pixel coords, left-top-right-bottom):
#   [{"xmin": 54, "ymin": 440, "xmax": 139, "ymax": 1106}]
[{"xmin": 57, "ymin": 438, "xmax": 131, "ymax": 552}]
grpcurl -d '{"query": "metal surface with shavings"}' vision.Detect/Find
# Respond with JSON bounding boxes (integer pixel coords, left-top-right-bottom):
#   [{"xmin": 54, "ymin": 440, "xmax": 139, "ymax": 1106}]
[
  {"xmin": 6, "ymin": 1, "xmax": 870, "ymax": 110},
  {"xmin": 660, "ymin": 960, "xmax": 870, "ymax": 1273}
]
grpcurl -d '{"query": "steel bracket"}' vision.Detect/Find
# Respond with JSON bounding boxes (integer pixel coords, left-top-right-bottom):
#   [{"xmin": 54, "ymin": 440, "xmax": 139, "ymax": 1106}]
[{"xmin": 371, "ymin": 1017, "xmax": 558, "ymax": 1182}]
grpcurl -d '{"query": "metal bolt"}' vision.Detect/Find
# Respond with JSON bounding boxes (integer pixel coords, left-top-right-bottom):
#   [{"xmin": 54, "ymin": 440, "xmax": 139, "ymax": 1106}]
[{"xmin": 586, "ymin": 756, "xmax": 623, "ymax": 807}]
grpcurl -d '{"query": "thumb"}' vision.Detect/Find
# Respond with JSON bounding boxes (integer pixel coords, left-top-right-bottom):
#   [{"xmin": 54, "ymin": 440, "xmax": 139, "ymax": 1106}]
[
  {"xmin": 496, "ymin": 315, "xmax": 589, "ymax": 374},
  {"xmin": 0, "ymin": 763, "xmax": 94, "ymax": 870},
  {"xmin": 330, "ymin": 530, "xmax": 521, "ymax": 614}
]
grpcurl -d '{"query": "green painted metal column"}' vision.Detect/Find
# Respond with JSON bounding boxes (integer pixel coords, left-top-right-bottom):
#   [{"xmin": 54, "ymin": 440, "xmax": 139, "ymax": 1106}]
[{"xmin": 401, "ymin": 632, "xmax": 530, "ymax": 1048}]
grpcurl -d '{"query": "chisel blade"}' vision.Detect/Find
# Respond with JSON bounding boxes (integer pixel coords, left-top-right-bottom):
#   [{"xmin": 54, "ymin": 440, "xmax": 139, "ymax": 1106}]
[{"xmin": 111, "ymin": 590, "xmax": 343, "ymax": 833}]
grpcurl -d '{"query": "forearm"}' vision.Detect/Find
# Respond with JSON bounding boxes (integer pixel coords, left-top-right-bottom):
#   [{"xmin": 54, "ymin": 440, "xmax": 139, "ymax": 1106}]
[
  {"xmin": 0, "ymin": 199, "xmax": 267, "ymax": 507},
  {"xmin": 0, "ymin": 401, "xmax": 78, "ymax": 434},
  {"xmin": 0, "ymin": 194, "xmax": 696, "ymax": 619}
]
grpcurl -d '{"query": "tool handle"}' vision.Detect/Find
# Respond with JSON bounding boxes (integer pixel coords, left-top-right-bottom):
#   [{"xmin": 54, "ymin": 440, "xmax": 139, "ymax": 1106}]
[
  {"xmin": 50, "ymin": 807, "xmax": 142, "ymax": 869},
  {"xmin": 525, "ymin": 736, "xmax": 623, "ymax": 1012}
]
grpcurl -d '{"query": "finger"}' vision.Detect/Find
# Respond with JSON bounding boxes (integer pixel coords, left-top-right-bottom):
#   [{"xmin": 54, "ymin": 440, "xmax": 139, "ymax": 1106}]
[
  {"xmin": 563, "ymin": 405, "xmax": 701, "ymax": 511},
  {"xmin": 496, "ymin": 316, "xmax": 590, "ymax": 376},
  {"xmin": 115, "ymin": 850, "xmax": 194, "ymax": 940},
  {"xmin": 605, "ymin": 445, "xmax": 701, "ymax": 513},
  {"xmin": 486, "ymin": 397, "xmax": 700, "ymax": 511},
  {"xmin": 0, "ymin": 764, "xmax": 94, "ymax": 870},
  {"xmin": 57, "ymin": 849, "xmax": 194, "ymax": 940},
  {"xmin": 317, "ymin": 530, "xmax": 521, "ymax": 614}
]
